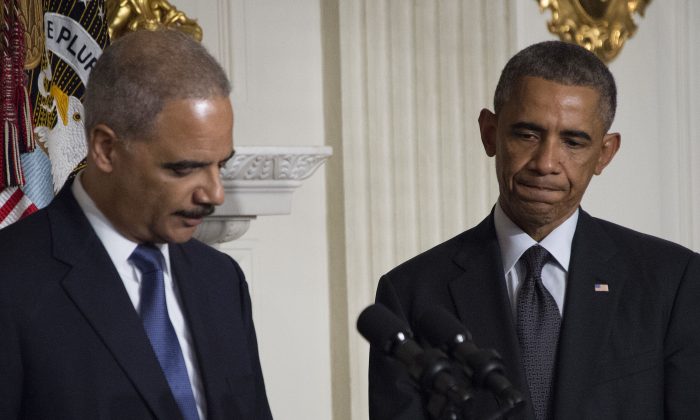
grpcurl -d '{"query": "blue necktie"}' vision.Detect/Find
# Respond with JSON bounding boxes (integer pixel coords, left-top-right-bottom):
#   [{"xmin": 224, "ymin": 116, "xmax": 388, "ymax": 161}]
[
  {"xmin": 516, "ymin": 245, "xmax": 561, "ymax": 420},
  {"xmin": 130, "ymin": 244, "xmax": 200, "ymax": 420}
]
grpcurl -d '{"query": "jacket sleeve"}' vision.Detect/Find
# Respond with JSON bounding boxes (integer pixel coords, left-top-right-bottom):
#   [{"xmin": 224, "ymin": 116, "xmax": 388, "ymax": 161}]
[
  {"xmin": 0, "ymin": 284, "xmax": 23, "ymax": 418},
  {"xmin": 663, "ymin": 252, "xmax": 700, "ymax": 418},
  {"xmin": 368, "ymin": 276, "xmax": 428, "ymax": 420},
  {"xmin": 232, "ymin": 258, "xmax": 274, "ymax": 420}
]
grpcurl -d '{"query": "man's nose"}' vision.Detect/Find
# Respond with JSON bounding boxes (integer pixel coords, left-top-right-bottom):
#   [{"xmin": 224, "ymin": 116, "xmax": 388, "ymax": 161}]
[
  {"xmin": 530, "ymin": 137, "xmax": 560, "ymax": 174},
  {"xmin": 195, "ymin": 168, "xmax": 225, "ymax": 206}
]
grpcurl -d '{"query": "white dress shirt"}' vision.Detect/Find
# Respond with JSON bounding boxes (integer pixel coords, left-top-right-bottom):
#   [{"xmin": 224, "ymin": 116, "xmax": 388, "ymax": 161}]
[
  {"xmin": 72, "ymin": 173, "xmax": 207, "ymax": 419},
  {"xmin": 493, "ymin": 202, "xmax": 578, "ymax": 318}
]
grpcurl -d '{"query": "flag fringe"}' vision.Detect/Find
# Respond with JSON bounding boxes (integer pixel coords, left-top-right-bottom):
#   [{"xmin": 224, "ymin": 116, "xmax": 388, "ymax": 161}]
[{"xmin": 0, "ymin": 0, "xmax": 35, "ymax": 190}]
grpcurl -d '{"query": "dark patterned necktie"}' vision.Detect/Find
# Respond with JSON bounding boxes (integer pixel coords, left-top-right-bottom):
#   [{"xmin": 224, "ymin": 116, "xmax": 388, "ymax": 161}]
[
  {"xmin": 516, "ymin": 245, "xmax": 560, "ymax": 420},
  {"xmin": 130, "ymin": 244, "xmax": 200, "ymax": 420}
]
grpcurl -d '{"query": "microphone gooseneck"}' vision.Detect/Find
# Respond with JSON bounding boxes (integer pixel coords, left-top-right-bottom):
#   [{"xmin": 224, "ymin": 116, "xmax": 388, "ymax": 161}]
[
  {"xmin": 416, "ymin": 306, "xmax": 525, "ymax": 413},
  {"xmin": 357, "ymin": 304, "xmax": 473, "ymax": 419}
]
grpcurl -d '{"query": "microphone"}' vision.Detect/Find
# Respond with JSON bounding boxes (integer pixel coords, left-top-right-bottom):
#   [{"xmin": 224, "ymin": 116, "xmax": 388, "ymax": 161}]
[
  {"xmin": 416, "ymin": 306, "xmax": 524, "ymax": 412},
  {"xmin": 357, "ymin": 304, "xmax": 473, "ymax": 415}
]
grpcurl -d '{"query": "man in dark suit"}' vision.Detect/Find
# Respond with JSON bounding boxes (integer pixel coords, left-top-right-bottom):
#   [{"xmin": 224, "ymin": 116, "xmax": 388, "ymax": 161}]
[
  {"xmin": 0, "ymin": 30, "xmax": 272, "ymax": 419},
  {"xmin": 370, "ymin": 41, "xmax": 700, "ymax": 419}
]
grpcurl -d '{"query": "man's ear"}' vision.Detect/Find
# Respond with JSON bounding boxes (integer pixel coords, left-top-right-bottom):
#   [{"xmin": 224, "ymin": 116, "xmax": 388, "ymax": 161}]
[
  {"xmin": 594, "ymin": 132, "xmax": 621, "ymax": 175},
  {"xmin": 88, "ymin": 124, "xmax": 119, "ymax": 173},
  {"xmin": 478, "ymin": 109, "xmax": 497, "ymax": 157}
]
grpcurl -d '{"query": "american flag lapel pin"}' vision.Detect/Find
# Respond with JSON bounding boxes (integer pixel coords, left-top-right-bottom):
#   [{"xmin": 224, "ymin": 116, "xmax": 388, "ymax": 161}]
[{"xmin": 594, "ymin": 282, "xmax": 609, "ymax": 292}]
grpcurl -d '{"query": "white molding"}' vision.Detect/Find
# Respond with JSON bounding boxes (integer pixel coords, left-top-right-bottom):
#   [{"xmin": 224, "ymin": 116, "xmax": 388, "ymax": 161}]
[
  {"xmin": 222, "ymin": 146, "xmax": 332, "ymax": 181},
  {"xmin": 195, "ymin": 217, "xmax": 252, "ymax": 243},
  {"xmin": 231, "ymin": 0, "xmax": 249, "ymax": 103},
  {"xmin": 690, "ymin": 0, "xmax": 700, "ymax": 251},
  {"xmin": 338, "ymin": 2, "xmax": 373, "ymax": 418},
  {"xmin": 673, "ymin": 1, "xmax": 693, "ymax": 249},
  {"xmin": 212, "ymin": 0, "xmax": 249, "ymax": 103},
  {"xmin": 212, "ymin": 0, "xmax": 232, "ymax": 76},
  {"xmin": 195, "ymin": 146, "xmax": 331, "ymax": 244},
  {"xmin": 649, "ymin": 0, "xmax": 699, "ymax": 252}
]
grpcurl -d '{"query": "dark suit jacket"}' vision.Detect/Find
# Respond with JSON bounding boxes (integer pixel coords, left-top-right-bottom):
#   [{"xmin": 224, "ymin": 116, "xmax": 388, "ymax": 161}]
[
  {"xmin": 0, "ymin": 186, "xmax": 272, "ymax": 419},
  {"xmin": 370, "ymin": 210, "xmax": 700, "ymax": 419}
]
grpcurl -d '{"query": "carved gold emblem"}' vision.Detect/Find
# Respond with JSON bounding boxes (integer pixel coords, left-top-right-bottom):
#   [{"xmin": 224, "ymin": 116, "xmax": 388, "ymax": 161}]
[
  {"xmin": 538, "ymin": 0, "xmax": 652, "ymax": 62},
  {"xmin": 105, "ymin": 0, "xmax": 203, "ymax": 41},
  {"xmin": 18, "ymin": 0, "xmax": 44, "ymax": 70}
]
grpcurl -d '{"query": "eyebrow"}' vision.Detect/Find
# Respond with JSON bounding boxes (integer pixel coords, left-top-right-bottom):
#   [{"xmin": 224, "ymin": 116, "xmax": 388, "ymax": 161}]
[
  {"xmin": 161, "ymin": 149, "xmax": 236, "ymax": 171},
  {"xmin": 560, "ymin": 129, "xmax": 592, "ymax": 142},
  {"xmin": 161, "ymin": 160, "xmax": 208, "ymax": 171},
  {"xmin": 510, "ymin": 122, "xmax": 592, "ymax": 142},
  {"xmin": 511, "ymin": 122, "xmax": 544, "ymax": 133},
  {"xmin": 220, "ymin": 149, "xmax": 236, "ymax": 165}
]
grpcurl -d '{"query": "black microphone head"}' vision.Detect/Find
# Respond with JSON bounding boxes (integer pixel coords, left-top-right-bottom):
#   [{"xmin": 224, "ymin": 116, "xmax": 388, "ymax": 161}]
[
  {"xmin": 357, "ymin": 304, "xmax": 412, "ymax": 354},
  {"xmin": 416, "ymin": 306, "xmax": 472, "ymax": 348}
]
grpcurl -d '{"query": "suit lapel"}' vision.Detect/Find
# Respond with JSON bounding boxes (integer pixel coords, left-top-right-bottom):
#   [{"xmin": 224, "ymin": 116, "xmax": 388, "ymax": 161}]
[
  {"xmin": 49, "ymin": 187, "xmax": 183, "ymax": 420},
  {"xmin": 552, "ymin": 210, "xmax": 626, "ymax": 418},
  {"xmin": 448, "ymin": 215, "xmax": 532, "ymax": 417}
]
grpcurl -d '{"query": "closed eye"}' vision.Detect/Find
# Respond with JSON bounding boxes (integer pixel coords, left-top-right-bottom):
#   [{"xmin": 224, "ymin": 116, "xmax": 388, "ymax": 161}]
[
  {"xmin": 162, "ymin": 150, "xmax": 235, "ymax": 177},
  {"xmin": 510, "ymin": 122, "xmax": 543, "ymax": 142},
  {"xmin": 162, "ymin": 161, "xmax": 207, "ymax": 177},
  {"xmin": 561, "ymin": 129, "xmax": 591, "ymax": 144},
  {"xmin": 514, "ymin": 130, "xmax": 539, "ymax": 141},
  {"xmin": 563, "ymin": 138, "xmax": 586, "ymax": 148}
]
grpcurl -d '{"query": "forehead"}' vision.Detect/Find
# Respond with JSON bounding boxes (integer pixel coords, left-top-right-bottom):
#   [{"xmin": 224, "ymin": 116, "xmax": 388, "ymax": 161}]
[
  {"xmin": 147, "ymin": 97, "xmax": 234, "ymax": 158},
  {"xmin": 501, "ymin": 76, "xmax": 604, "ymax": 130}
]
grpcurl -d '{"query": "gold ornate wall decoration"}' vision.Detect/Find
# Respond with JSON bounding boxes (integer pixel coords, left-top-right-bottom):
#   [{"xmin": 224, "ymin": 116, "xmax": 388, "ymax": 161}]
[
  {"xmin": 538, "ymin": 0, "xmax": 652, "ymax": 62},
  {"xmin": 105, "ymin": 0, "xmax": 203, "ymax": 42},
  {"xmin": 18, "ymin": 0, "xmax": 44, "ymax": 70}
]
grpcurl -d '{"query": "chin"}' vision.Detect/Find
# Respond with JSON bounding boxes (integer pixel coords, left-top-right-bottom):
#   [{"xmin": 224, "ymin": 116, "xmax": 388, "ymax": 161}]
[
  {"xmin": 155, "ymin": 227, "xmax": 197, "ymax": 244},
  {"xmin": 515, "ymin": 203, "xmax": 558, "ymax": 224},
  {"xmin": 170, "ymin": 232, "xmax": 197, "ymax": 244},
  {"xmin": 183, "ymin": 225, "xmax": 201, "ymax": 241}
]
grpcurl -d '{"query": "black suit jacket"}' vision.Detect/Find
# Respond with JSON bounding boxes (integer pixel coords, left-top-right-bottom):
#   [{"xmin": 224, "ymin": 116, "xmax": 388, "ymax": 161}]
[
  {"xmin": 0, "ymin": 186, "xmax": 272, "ymax": 419},
  {"xmin": 370, "ymin": 210, "xmax": 700, "ymax": 419}
]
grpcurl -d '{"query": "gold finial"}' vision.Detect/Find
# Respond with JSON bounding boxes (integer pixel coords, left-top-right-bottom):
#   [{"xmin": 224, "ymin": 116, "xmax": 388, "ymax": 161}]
[
  {"xmin": 538, "ymin": 0, "xmax": 651, "ymax": 62},
  {"xmin": 106, "ymin": 0, "xmax": 203, "ymax": 42}
]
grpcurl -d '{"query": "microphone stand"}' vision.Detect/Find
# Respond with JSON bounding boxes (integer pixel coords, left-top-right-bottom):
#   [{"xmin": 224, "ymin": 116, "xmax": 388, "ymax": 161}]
[
  {"xmin": 450, "ymin": 346, "xmax": 524, "ymax": 420},
  {"xmin": 415, "ymin": 306, "xmax": 525, "ymax": 420},
  {"xmin": 415, "ymin": 348, "xmax": 474, "ymax": 420},
  {"xmin": 356, "ymin": 304, "xmax": 476, "ymax": 420}
]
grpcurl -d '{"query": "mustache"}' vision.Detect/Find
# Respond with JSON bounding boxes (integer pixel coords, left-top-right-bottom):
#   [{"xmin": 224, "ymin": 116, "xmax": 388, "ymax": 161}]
[{"xmin": 175, "ymin": 205, "xmax": 215, "ymax": 219}]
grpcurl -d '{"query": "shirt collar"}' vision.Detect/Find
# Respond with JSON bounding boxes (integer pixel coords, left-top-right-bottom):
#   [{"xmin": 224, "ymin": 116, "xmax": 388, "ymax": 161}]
[
  {"xmin": 71, "ymin": 172, "xmax": 171, "ymax": 276},
  {"xmin": 493, "ymin": 202, "xmax": 578, "ymax": 275}
]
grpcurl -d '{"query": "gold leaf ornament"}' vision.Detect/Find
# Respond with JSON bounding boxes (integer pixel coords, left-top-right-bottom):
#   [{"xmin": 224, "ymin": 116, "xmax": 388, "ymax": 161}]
[
  {"xmin": 18, "ymin": 0, "xmax": 44, "ymax": 70},
  {"xmin": 538, "ymin": 0, "xmax": 652, "ymax": 62},
  {"xmin": 106, "ymin": 0, "xmax": 203, "ymax": 41}
]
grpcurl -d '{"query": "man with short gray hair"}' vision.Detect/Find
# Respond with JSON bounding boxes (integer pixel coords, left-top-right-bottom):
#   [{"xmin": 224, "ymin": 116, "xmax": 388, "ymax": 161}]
[{"xmin": 0, "ymin": 29, "xmax": 272, "ymax": 420}]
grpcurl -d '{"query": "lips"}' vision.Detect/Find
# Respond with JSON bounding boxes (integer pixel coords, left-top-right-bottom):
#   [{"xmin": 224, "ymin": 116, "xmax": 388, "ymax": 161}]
[
  {"xmin": 518, "ymin": 181, "xmax": 560, "ymax": 191},
  {"xmin": 514, "ymin": 179, "xmax": 565, "ymax": 202},
  {"xmin": 181, "ymin": 217, "xmax": 203, "ymax": 228}
]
